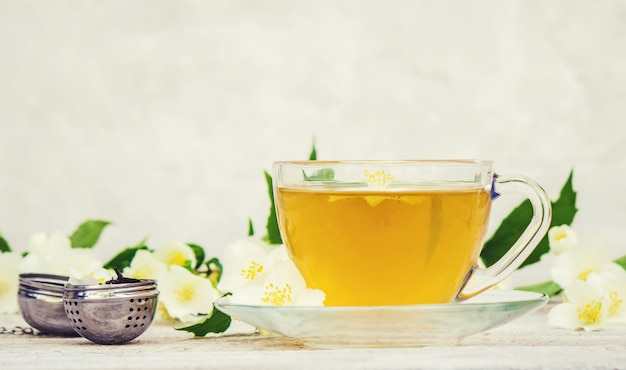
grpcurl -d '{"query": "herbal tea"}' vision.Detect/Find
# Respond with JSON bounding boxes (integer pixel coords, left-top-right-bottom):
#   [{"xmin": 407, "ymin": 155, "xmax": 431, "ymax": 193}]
[
  {"xmin": 276, "ymin": 186, "xmax": 492, "ymax": 306},
  {"xmin": 274, "ymin": 160, "xmax": 551, "ymax": 306}
]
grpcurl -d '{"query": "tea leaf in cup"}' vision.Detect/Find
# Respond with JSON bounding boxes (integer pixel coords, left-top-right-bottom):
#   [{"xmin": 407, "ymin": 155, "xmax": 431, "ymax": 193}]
[{"xmin": 302, "ymin": 168, "xmax": 335, "ymax": 181}]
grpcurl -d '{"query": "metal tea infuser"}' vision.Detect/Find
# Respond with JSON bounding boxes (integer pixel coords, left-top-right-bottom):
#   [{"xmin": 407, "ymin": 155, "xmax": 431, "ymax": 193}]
[
  {"xmin": 14, "ymin": 272, "xmax": 159, "ymax": 345},
  {"xmin": 17, "ymin": 273, "xmax": 78, "ymax": 336}
]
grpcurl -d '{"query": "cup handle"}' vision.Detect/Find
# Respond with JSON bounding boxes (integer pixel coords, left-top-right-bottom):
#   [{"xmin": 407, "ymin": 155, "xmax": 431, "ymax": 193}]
[{"xmin": 456, "ymin": 174, "xmax": 552, "ymax": 300}]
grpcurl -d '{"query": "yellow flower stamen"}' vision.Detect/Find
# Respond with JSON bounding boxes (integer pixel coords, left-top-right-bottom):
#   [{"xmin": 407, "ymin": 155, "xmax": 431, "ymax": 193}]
[
  {"xmin": 240, "ymin": 261, "xmax": 264, "ymax": 280},
  {"xmin": 608, "ymin": 291, "xmax": 622, "ymax": 316},
  {"xmin": 577, "ymin": 299, "xmax": 603, "ymax": 325},
  {"xmin": 554, "ymin": 231, "xmax": 568, "ymax": 242},
  {"xmin": 176, "ymin": 283, "xmax": 197, "ymax": 303},
  {"xmin": 261, "ymin": 283, "xmax": 293, "ymax": 306},
  {"xmin": 577, "ymin": 268, "xmax": 596, "ymax": 281},
  {"xmin": 166, "ymin": 252, "xmax": 188, "ymax": 266},
  {"xmin": 89, "ymin": 271, "xmax": 108, "ymax": 285},
  {"xmin": 364, "ymin": 170, "xmax": 394, "ymax": 188}
]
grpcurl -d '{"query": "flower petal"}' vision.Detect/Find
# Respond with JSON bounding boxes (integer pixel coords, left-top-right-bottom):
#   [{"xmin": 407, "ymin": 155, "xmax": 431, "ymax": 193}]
[
  {"xmin": 228, "ymin": 285, "xmax": 265, "ymax": 305},
  {"xmin": 548, "ymin": 225, "xmax": 578, "ymax": 255},
  {"xmin": 218, "ymin": 238, "xmax": 271, "ymax": 292},
  {"xmin": 158, "ymin": 266, "xmax": 216, "ymax": 323},
  {"xmin": 0, "ymin": 252, "xmax": 21, "ymax": 313},
  {"xmin": 123, "ymin": 250, "xmax": 168, "ymax": 280},
  {"xmin": 154, "ymin": 241, "xmax": 197, "ymax": 268},
  {"xmin": 558, "ymin": 279, "xmax": 609, "ymax": 331},
  {"xmin": 548, "ymin": 303, "xmax": 581, "ymax": 330}
]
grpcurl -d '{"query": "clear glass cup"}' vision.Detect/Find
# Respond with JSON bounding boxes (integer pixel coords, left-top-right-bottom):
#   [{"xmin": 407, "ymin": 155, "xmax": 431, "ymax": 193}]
[{"xmin": 272, "ymin": 160, "xmax": 551, "ymax": 306}]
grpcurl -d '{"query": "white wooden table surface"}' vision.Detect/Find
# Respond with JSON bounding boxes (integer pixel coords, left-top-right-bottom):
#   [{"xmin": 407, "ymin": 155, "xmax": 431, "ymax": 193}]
[{"xmin": 2, "ymin": 305, "xmax": 625, "ymax": 370}]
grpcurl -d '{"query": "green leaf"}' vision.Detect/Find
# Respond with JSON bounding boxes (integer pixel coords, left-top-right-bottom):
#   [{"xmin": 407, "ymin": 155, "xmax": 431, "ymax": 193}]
[
  {"xmin": 0, "ymin": 232, "xmax": 11, "ymax": 253},
  {"xmin": 516, "ymin": 280, "xmax": 562, "ymax": 297},
  {"xmin": 103, "ymin": 244, "xmax": 148, "ymax": 270},
  {"xmin": 70, "ymin": 220, "xmax": 112, "ymax": 249},
  {"xmin": 309, "ymin": 139, "xmax": 317, "ymax": 160},
  {"xmin": 480, "ymin": 200, "xmax": 533, "ymax": 266},
  {"xmin": 261, "ymin": 142, "xmax": 322, "ymax": 244},
  {"xmin": 481, "ymin": 170, "xmax": 577, "ymax": 268},
  {"xmin": 181, "ymin": 259, "xmax": 194, "ymax": 271},
  {"xmin": 262, "ymin": 170, "xmax": 282, "ymax": 245},
  {"xmin": 187, "ymin": 243, "xmax": 206, "ymax": 270},
  {"xmin": 303, "ymin": 139, "xmax": 335, "ymax": 180},
  {"xmin": 175, "ymin": 305, "xmax": 232, "ymax": 336},
  {"xmin": 302, "ymin": 168, "xmax": 335, "ymax": 181},
  {"xmin": 206, "ymin": 257, "xmax": 223, "ymax": 287},
  {"xmin": 614, "ymin": 255, "xmax": 626, "ymax": 270},
  {"xmin": 248, "ymin": 218, "xmax": 255, "ymax": 237}
]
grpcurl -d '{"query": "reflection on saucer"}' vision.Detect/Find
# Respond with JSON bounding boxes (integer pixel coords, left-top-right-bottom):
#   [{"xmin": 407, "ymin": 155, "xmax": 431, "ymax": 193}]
[{"xmin": 215, "ymin": 290, "xmax": 548, "ymax": 348}]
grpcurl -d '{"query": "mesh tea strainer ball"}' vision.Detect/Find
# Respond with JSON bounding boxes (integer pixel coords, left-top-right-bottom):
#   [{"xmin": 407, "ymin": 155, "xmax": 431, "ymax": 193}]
[
  {"xmin": 18, "ymin": 273, "xmax": 79, "ymax": 336},
  {"xmin": 63, "ymin": 279, "xmax": 159, "ymax": 345}
]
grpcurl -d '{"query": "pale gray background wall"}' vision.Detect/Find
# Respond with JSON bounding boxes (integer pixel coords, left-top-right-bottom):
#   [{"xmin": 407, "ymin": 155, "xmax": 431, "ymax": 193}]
[{"xmin": 1, "ymin": 1, "xmax": 624, "ymax": 282}]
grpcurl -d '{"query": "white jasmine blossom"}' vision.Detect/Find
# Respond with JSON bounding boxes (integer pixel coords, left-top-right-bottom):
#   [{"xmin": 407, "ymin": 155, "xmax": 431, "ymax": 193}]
[
  {"xmin": 0, "ymin": 252, "xmax": 21, "ymax": 313},
  {"xmin": 158, "ymin": 265, "xmax": 217, "ymax": 323},
  {"xmin": 217, "ymin": 238, "xmax": 273, "ymax": 293},
  {"xmin": 547, "ymin": 229, "xmax": 626, "ymax": 331},
  {"xmin": 20, "ymin": 231, "xmax": 102, "ymax": 276},
  {"xmin": 261, "ymin": 258, "xmax": 325, "ymax": 306},
  {"xmin": 226, "ymin": 243, "xmax": 325, "ymax": 307},
  {"xmin": 550, "ymin": 239, "xmax": 621, "ymax": 288},
  {"xmin": 587, "ymin": 270, "xmax": 626, "ymax": 323},
  {"xmin": 548, "ymin": 279, "xmax": 609, "ymax": 331},
  {"xmin": 154, "ymin": 241, "xmax": 197, "ymax": 268},
  {"xmin": 20, "ymin": 231, "xmax": 72, "ymax": 274},
  {"xmin": 548, "ymin": 225, "xmax": 579, "ymax": 255},
  {"xmin": 67, "ymin": 265, "xmax": 115, "ymax": 285},
  {"xmin": 65, "ymin": 250, "xmax": 106, "ymax": 277},
  {"xmin": 27, "ymin": 231, "xmax": 71, "ymax": 253},
  {"xmin": 123, "ymin": 249, "xmax": 168, "ymax": 280}
]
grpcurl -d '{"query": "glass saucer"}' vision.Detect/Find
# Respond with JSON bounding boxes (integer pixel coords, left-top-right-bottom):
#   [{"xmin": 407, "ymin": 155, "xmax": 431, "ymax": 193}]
[{"xmin": 215, "ymin": 290, "xmax": 548, "ymax": 348}]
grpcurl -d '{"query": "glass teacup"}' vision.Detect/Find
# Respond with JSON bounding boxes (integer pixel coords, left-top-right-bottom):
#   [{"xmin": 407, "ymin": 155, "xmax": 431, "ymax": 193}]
[{"xmin": 272, "ymin": 160, "xmax": 551, "ymax": 306}]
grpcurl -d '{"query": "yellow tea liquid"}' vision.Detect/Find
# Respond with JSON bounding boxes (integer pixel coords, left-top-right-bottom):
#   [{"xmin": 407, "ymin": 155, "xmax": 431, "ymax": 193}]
[{"xmin": 276, "ymin": 186, "xmax": 492, "ymax": 306}]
